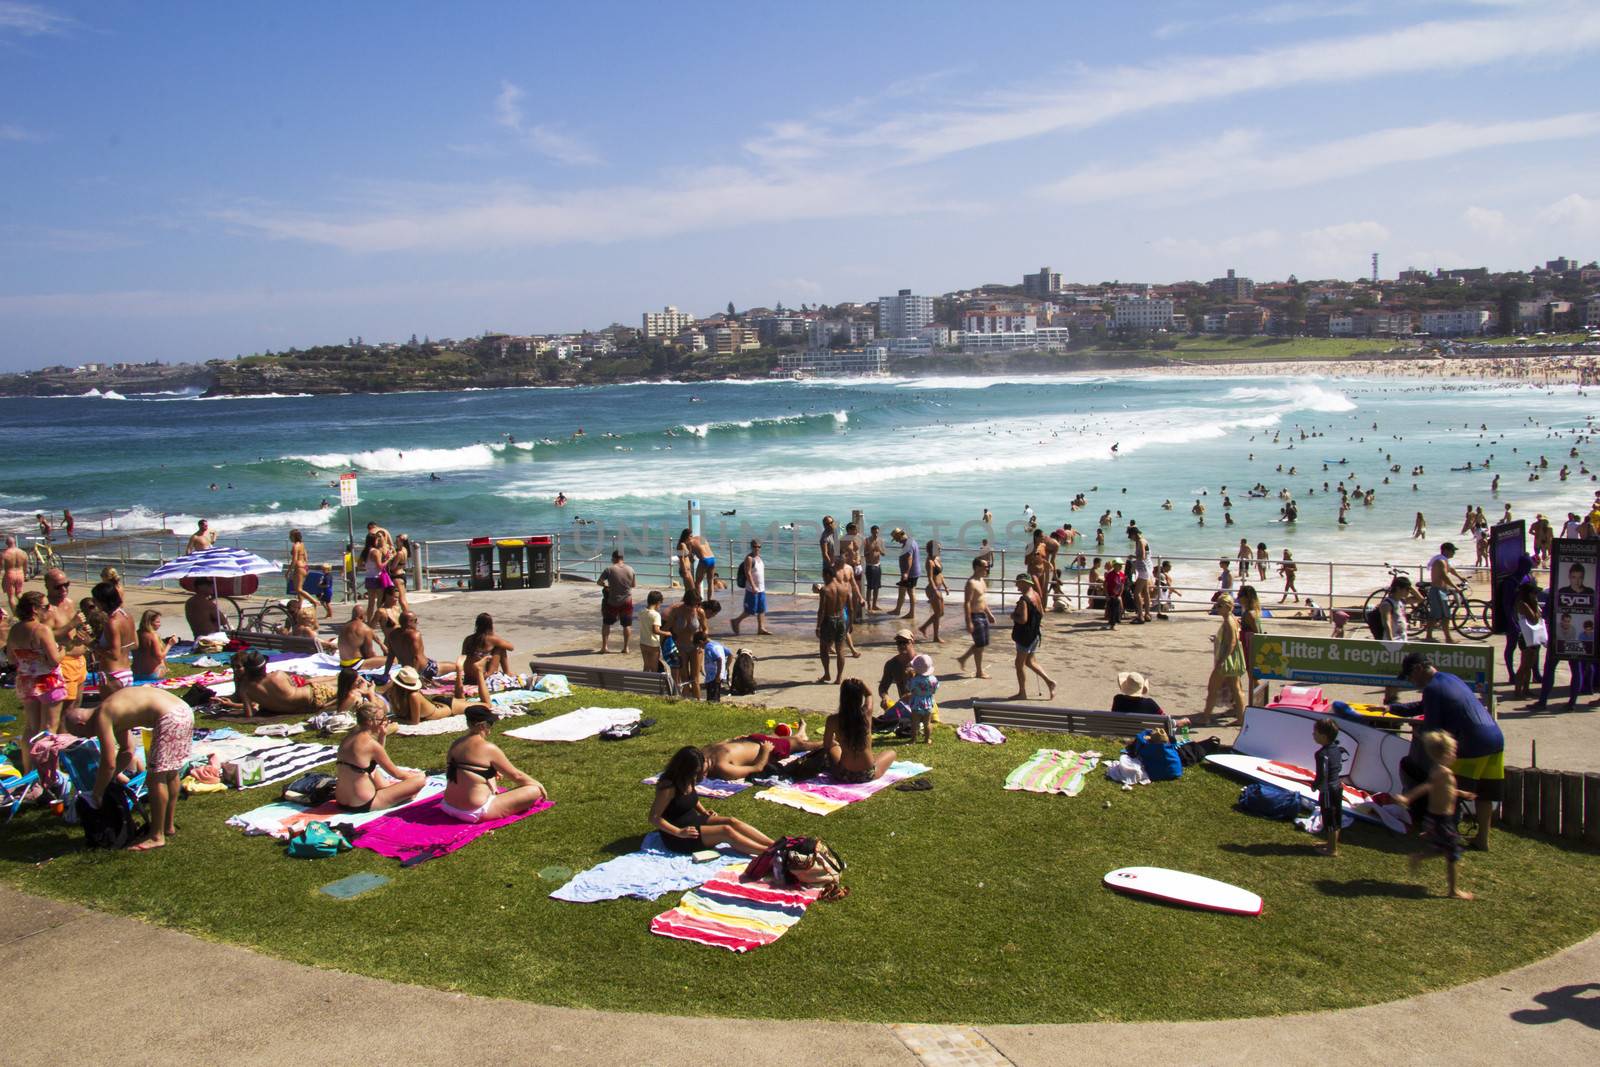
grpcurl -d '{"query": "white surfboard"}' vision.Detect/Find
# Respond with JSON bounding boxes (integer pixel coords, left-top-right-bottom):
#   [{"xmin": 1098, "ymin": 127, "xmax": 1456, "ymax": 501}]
[{"xmin": 1104, "ymin": 866, "xmax": 1262, "ymax": 916}]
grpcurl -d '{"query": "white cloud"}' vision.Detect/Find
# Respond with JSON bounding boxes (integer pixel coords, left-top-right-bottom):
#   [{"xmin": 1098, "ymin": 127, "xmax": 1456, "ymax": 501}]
[
  {"xmin": 1038, "ymin": 113, "xmax": 1600, "ymax": 204},
  {"xmin": 1463, "ymin": 205, "xmax": 1516, "ymax": 241},
  {"xmin": 750, "ymin": 6, "xmax": 1600, "ymax": 165},
  {"xmin": 0, "ymin": 2, "xmax": 70, "ymax": 35},
  {"xmin": 0, "ymin": 122, "xmax": 42, "ymax": 142},
  {"xmin": 1156, "ymin": 2, "xmax": 1372, "ymax": 40},
  {"xmin": 493, "ymin": 81, "xmax": 600, "ymax": 166},
  {"xmin": 212, "ymin": 168, "xmax": 953, "ymax": 254},
  {"xmin": 1536, "ymin": 192, "xmax": 1600, "ymax": 231}
]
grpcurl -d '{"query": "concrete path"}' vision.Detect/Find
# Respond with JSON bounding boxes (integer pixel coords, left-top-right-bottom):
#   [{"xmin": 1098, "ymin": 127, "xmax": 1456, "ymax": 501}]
[{"xmin": 3, "ymin": 885, "xmax": 1596, "ymax": 1065}]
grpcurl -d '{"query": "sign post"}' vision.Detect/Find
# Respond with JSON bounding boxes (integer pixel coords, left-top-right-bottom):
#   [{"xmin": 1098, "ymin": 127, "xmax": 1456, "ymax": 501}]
[
  {"xmin": 1488, "ymin": 520, "xmax": 1526, "ymax": 635},
  {"xmin": 340, "ymin": 473, "xmax": 359, "ymax": 602}
]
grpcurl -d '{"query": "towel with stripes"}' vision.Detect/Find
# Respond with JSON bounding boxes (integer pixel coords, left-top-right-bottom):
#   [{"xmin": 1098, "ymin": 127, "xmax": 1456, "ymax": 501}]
[
  {"xmin": 754, "ymin": 761, "xmax": 929, "ymax": 816},
  {"xmin": 241, "ymin": 742, "xmax": 338, "ymax": 789},
  {"xmin": 1004, "ymin": 749, "xmax": 1099, "ymax": 796},
  {"xmin": 649, "ymin": 866, "xmax": 820, "ymax": 952}
]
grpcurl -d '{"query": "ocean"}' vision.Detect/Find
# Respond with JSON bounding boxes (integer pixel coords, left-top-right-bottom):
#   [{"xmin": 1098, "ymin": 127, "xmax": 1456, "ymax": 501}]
[{"xmin": 2, "ymin": 373, "xmax": 1594, "ymax": 590}]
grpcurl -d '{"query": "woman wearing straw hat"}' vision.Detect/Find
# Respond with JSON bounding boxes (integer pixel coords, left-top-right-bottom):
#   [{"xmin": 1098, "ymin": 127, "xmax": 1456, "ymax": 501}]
[
  {"xmin": 1111, "ymin": 672, "xmax": 1162, "ymax": 716},
  {"xmin": 382, "ymin": 664, "xmax": 473, "ymax": 726},
  {"xmin": 1200, "ymin": 595, "xmax": 1246, "ymax": 722}
]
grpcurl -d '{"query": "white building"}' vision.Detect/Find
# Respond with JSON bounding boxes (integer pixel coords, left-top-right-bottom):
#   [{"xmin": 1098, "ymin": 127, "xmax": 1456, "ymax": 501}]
[
  {"xmin": 642, "ymin": 306, "xmax": 695, "ymax": 339},
  {"xmin": 917, "ymin": 324, "xmax": 952, "ymax": 347},
  {"xmin": 877, "ymin": 289, "xmax": 934, "ymax": 337},
  {"xmin": 1588, "ymin": 294, "xmax": 1600, "ymax": 328},
  {"xmin": 1034, "ymin": 326, "xmax": 1071, "ymax": 347},
  {"xmin": 884, "ymin": 336, "xmax": 932, "ymax": 357},
  {"xmin": 958, "ymin": 331, "xmax": 1040, "ymax": 354},
  {"xmin": 1112, "ymin": 297, "xmax": 1175, "ymax": 332},
  {"xmin": 778, "ymin": 346, "xmax": 888, "ymax": 376},
  {"xmin": 963, "ymin": 307, "xmax": 1038, "ymax": 333},
  {"xmin": 1420, "ymin": 308, "xmax": 1491, "ymax": 337}
]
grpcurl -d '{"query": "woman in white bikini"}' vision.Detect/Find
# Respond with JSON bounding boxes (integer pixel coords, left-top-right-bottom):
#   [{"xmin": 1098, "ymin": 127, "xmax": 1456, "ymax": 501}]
[{"xmin": 438, "ymin": 706, "xmax": 547, "ymax": 823}]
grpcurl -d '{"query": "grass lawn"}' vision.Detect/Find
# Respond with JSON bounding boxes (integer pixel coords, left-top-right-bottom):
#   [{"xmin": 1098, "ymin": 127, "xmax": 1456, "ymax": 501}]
[{"xmin": 3, "ymin": 689, "xmax": 1598, "ymax": 1025}]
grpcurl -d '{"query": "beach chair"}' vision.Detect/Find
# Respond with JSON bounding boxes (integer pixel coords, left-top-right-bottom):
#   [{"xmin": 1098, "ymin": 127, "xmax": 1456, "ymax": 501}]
[
  {"xmin": 1, "ymin": 768, "xmax": 42, "ymax": 822},
  {"xmin": 56, "ymin": 737, "xmax": 148, "ymax": 804}
]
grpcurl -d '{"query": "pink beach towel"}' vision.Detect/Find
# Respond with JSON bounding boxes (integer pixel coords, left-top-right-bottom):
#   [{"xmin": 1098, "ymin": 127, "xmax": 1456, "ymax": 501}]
[{"xmin": 351, "ymin": 795, "xmax": 553, "ymax": 863}]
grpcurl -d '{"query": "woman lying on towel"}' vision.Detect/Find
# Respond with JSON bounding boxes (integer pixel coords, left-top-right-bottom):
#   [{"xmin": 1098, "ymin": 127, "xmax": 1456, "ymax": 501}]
[
  {"xmin": 382, "ymin": 664, "xmax": 472, "ymax": 725},
  {"xmin": 215, "ymin": 649, "xmax": 341, "ymax": 718},
  {"xmin": 824, "ymin": 679, "xmax": 897, "ymax": 784},
  {"xmin": 700, "ymin": 722, "xmax": 824, "ymax": 780},
  {"xmin": 651, "ymin": 746, "xmax": 776, "ymax": 856},
  {"xmin": 334, "ymin": 701, "xmax": 426, "ymax": 814},
  {"xmin": 438, "ymin": 705, "xmax": 547, "ymax": 823}
]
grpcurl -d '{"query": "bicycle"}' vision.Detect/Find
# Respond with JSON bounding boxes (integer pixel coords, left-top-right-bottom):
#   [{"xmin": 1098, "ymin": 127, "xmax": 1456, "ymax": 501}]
[
  {"xmin": 225, "ymin": 597, "xmax": 295, "ymax": 634},
  {"xmin": 1362, "ymin": 569, "xmax": 1492, "ymax": 642},
  {"xmin": 24, "ymin": 541, "xmax": 61, "ymax": 580}
]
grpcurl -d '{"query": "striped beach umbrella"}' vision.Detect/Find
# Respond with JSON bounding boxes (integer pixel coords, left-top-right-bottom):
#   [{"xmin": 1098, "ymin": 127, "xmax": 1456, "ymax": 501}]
[{"xmin": 139, "ymin": 546, "xmax": 283, "ymax": 584}]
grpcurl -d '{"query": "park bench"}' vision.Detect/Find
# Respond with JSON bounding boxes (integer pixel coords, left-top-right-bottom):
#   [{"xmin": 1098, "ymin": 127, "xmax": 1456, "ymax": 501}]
[
  {"xmin": 970, "ymin": 700, "xmax": 1173, "ymax": 739},
  {"xmin": 231, "ymin": 629, "xmax": 324, "ymax": 656},
  {"xmin": 527, "ymin": 659, "xmax": 679, "ymax": 698}
]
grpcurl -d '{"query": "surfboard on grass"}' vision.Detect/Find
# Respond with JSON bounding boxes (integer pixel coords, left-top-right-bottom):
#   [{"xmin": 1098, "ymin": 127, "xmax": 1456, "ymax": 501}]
[{"xmin": 1104, "ymin": 866, "xmax": 1262, "ymax": 917}]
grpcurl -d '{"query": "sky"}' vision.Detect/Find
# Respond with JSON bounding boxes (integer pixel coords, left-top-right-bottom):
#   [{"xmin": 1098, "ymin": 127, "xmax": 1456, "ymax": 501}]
[{"xmin": 1, "ymin": 0, "xmax": 1598, "ymax": 369}]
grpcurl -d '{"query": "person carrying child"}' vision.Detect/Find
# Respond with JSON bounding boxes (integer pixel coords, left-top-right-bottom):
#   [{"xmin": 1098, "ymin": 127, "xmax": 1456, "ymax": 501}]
[
  {"xmin": 906, "ymin": 654, "xmax": 938, "ymax": 744},
  {"xmin": 1398, "ymin": 730, "xmax": 1475, "ymax": 900},
  {"xmin": 1312, "ymin": 718, "xmax": 1344, "ymax": 856}
]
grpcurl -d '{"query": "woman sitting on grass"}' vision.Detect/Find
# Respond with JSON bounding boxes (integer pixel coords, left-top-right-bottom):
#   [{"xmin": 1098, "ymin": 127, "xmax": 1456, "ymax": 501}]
[
  {"xmin": 823, "ymin": 678, "xmax": 897, "ymax": 783},
  {"xmin": 382, "ymin": 664, "xmax": 473, "ymax": 725},
  {"xmin": 438, "ymin": 705, "xmax": 547, "ymax": 823},
  {"xmin": 460, "ymin": 612, "xmax": 515, "ymax": 703},
  {"xmin": 650, "ymin": 745, "xmax": 776, "ymax": 855},
  {"xmin": 333, "ymin": 701, "xmax": 426, "ymax": 814},
  {"xmin": 132, "ymin": 609, "xmax": 176, "ymax": 681}
]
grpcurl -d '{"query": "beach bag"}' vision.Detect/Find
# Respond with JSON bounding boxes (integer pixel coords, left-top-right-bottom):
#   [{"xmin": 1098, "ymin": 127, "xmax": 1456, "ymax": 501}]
[
  {"xmin": 286, "ymin": 821, "xmax": 352, "ymax": 859},
  {"xmin": 736, "ymin": 557, "xmax": 749, "ymax": 589},
  {"xmin": 75, "ymin": 779, "xmax": 147, "ymax": 850},
  {"xmin": 1176, "ymin": 735, "xmax": 1225, "ymax": 767},
  {"xmin": 729, "ymin": 649, "xmax": 756, "ymax": 696},
  {"xmin": 775, "ymin": 748, "xmax": 830, "ymax": 781},
  {"xmin": 181, "ymin": 683, "xmax": 216, "ymax": 708},
  {"xmin": 1237, "ymin": 782, "xmax": 1303, "ymax": 820},
  {"xmin": 1517, "ymin": 615, "xmax": 1548, "ymax": 648},
  {"xmin": 280, "ymin": 772, "xmax": 337, "ymax": 806},
  {"xmin": 1131, "ymin": 729, "xmax": 1183, "ymax": 781},
  {"xmin": 744, "ymin": 836, "xmax": 847, "ymax": 899},
  {"xmin": 1220, "ymin": 640, "xmax": 1247, "ymax": 679}
]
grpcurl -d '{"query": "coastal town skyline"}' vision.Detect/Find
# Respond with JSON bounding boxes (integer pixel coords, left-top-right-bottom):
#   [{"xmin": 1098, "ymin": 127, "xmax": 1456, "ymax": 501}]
[{"xmin": 3, "ymin": 1, "xmax": 1600, "ymax": 367}]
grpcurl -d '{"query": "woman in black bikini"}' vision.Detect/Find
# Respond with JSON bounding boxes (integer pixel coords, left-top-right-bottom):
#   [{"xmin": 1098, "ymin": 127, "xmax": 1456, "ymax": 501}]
[
  {"xmin": 650, "ymin": 746, "xmax": 775, "ymax": 855},
  {"xmin": 460, "ymin": 613, "xmax": 515, "ymax": 704},
  {"xmin": 438, "ymin": 705, "xmax": 546, "ymax": 823},
  {"xmin": 822, "ymin": 678, "xmax": 896, "ymax": 783},
  {"xmin": 333, "ymin": 702, "xmax": 426, "ymax": 813}
]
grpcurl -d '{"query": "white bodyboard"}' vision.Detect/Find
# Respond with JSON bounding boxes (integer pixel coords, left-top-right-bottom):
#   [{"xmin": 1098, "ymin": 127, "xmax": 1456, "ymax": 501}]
[{"xmin": 1104, "ymin": 866, "xmax": 1262, "ymax": 916}]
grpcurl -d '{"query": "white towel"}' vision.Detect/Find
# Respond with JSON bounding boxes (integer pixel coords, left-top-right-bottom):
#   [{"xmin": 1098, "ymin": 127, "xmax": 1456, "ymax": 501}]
[{"xmin": 503, "ymin": 706, "xmax": 640, "ymax": 743}]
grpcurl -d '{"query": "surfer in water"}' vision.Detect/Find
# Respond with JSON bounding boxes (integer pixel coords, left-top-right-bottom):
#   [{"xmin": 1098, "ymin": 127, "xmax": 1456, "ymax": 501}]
[{"xmin": 555, "ymin": 492, "xmax": 567, "ymax": 507}]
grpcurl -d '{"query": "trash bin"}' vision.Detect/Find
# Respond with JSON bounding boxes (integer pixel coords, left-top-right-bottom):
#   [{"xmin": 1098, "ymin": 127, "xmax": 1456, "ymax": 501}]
[
  {"xmin": 527, "ymin": 535, "xmax": 554, "ymax": 588},
  {"xmin": 497, "ymin": 538, "xmax": 528, "ymax": 590},
  {"xmin": 468, "ymin": 537, "xmax": 495, "ymax": 591}
]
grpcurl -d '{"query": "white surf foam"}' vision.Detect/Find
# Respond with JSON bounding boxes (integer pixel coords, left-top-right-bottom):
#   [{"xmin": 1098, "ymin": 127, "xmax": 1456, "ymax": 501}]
[{"xmin": 290, "ymin": 444, "xmax": 499, "ymax": 472}]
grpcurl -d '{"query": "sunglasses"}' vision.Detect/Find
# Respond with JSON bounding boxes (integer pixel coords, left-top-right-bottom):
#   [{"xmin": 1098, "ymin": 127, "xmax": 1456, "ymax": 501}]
[{"xmin": 49, "ymin": 582, "xmax": 70, "ymax": 590}]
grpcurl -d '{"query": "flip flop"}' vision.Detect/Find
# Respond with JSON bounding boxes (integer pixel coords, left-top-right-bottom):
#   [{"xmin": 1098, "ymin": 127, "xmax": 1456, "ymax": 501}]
[{"xmin": 894, "ymin": 778, "xmax": 933, "ymax": 792}]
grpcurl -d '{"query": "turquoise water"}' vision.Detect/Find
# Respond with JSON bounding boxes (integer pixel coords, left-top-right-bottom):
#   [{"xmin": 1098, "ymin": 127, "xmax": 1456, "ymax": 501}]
[{"xmin": 1, "ymin": 374, "xmax": 1594, "ymax": 583}]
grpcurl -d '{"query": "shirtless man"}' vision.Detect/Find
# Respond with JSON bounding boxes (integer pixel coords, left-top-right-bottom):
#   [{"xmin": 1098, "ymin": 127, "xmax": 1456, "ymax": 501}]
[
  {"xmin": 88, "ymin": 686, "xmax": 193, "ymax": 851},
  {"xmin": 815, "ymin": 564, "xmax": 850, "ymax": 683},
  {"xmin": 383, "ymin": 611, "xmax": 457, "ymax": 683},
  {"xmin": 663, "ymin": 589, "xmax": 708, "ymax": 698},
  {"xmin": 955, "ymin": 557, "xmax": 996, "ymax": 679},
  {"xmin": 186, "ymin": 519, "xmax": 215, "ymax": 554},
  {"xmin": 1424, "ymin": 542, "xmax": 1468, "ymax": 645},
  {"xmin": 216, "ymin": 650, "xmax": 342, "ymax": 718},
  {"xmin": 841, "ymin": 522, "xmax": 866, "ymax": 626},
  {"xmin": 42, "ymin": 569, "xmax": 92, "ymax": 731},
  {"xmin": 338, "ymin": 605, "xmax": 387, "ymax": 670},
  {"xmin": 184, "ymin": 577, "xmax": 229, "ymax": 638},
  {"xmin": 1, "ymin": 535, "xmax": 26, "ymax": 612},
  {"xmin": 700, "ymin": 723, "xmax": 825, "ymax": 780},
  {"xmin": 863, "ymin": 525, "xmax": 885, "ymax": 613}
]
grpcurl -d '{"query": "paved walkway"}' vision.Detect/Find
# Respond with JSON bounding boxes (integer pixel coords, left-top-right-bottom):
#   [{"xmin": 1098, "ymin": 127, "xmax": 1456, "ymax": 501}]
[{"xmin": 3, "ymin": 886, "xmax": 1596, "ymax": 1065}]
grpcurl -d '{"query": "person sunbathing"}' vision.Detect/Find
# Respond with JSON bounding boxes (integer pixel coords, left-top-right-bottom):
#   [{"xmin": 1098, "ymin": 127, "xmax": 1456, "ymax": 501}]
[
  {"xmin": 333, "ymin": 667, "xmax": 390, "ymax": 717},
  {"xmin": 382, "ymin": 664, "xmax": 472, "ymax": 725},
  {"xmin": 823, "ymin": 678, "xmax": 897, "ymax": 783},
  {"xmin": 650, "ymin": 746, "xmax": 776, "ymax": 856},
  {"xmin": 216, "ymin": 649, "xmax": 340, "ymax": 717},
  {"xmin": 701, "ymin": 722, "xmax": 823, "ymax": 780},
  {"xmin": 438, "ymin": 705, "xmax": 547, "ymax": 823},
  {"xmin": 460, "ymin": 612, "xmax": 515, "ymax": 703},
  {"xmin": 384, "ymin": 611, "xmax": 457, "ymax": 684},
  {"xmin": 333, "ymin": 701, "xmax": 426, "ymax": 814}
]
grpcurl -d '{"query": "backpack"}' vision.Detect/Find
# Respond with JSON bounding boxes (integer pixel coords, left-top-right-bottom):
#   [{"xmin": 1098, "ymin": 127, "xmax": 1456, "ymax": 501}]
[
  {"xmin": 286, "ymin": 821, "xmax": 352, "ymax": 859},
  {"xmin": 1176, "ymin": 735, "xmax": 1225, "ymax": 767},
  {"xmin": 742, "ymin": 835, "xmax": 847, "ymax": 900},
  {"xmin": 1365, "ymin": 598, "xmax": 1389, "ymax": 639},
  {"xmin": 729, "ymin": 648, "xmax": 756, "ymax": 695},
  {"xmin": 1236, "ymin": 782, "xmax": 1304, "ymax": 820},
  {"xmin": 281, "ymin": 772, "xmax": 337, "ymax": 806},
  {"xmin": 75, "ymin": 779, "xmax": 148, "ymax": 850},
  {"xmin": 736, "ymin": 556, "xmax": 750, "ymax": 589}
]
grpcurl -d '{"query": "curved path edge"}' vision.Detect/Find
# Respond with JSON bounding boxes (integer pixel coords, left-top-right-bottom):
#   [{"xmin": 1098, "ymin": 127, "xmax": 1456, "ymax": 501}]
[{"xmin": 2, "ymin": 885, "xmax": 1595, "ymax": 1066}]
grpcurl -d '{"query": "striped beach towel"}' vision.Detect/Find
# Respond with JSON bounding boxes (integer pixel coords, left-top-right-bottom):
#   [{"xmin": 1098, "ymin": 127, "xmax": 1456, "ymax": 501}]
[
  {"xmin": 243, "ymin": 742, "xmax": 338, "ymax": 789},
  {"xmin": 649, "ymin": 866, "xmax": 820, "ymax": 952},
  {"xmin": 1004, "ymin": 749, "xmax": 1099, "ymax": 796},
  {"xmin": 225, "ymin": 774, "xmax": 447, "ymax": 837},
  {"xmin": 754, "ymin": 761, "xmax": 930, "ymax": 816}
]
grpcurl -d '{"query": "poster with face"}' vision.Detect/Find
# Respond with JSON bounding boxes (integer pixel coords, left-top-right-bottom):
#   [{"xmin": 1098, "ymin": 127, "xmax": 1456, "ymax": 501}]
[{"xmin": 1549, "ymin": 538, "xmax": 1598, "ymax": 660}]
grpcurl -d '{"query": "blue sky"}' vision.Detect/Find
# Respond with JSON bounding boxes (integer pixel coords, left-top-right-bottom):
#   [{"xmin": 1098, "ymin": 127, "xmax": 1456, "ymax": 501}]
[{"xmin": 2, "ymin": 0, "xmax": 1598, "ymax": 369}]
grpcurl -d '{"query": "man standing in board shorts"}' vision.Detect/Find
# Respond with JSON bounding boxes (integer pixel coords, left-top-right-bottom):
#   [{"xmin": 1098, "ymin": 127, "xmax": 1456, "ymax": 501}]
[
  {"xmin": 597, "ymin": 549, "xmax": 636, "ymax": 654},
  {"xmin": 42, "ymin": 569, "xmax": 90, "ymax": 729},
  {"xmin": 730, "ymin": 540, "xmax": 771, "ymax": 636},
  {"xmin": 956, "ymin": 557, "xmax": 995, "ymax": 679},
  {"xmin": 1424, "ymin": 542, "xmax": 1467, "ymax": 644},
  {"xmin": 863, "ymin": 525, "xmax": 884, "ymax": 614}
]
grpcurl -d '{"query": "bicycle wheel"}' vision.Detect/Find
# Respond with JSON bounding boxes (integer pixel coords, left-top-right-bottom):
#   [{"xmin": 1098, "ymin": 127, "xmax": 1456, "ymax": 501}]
[
  {"xmin": 220, "ymin": 596, "xmax": 247, "ymax": 631},
  {"xmin": 251, "ymin": 602, "xmax": 295, "ymax": 633},
  {"xmin": 1361, "ymin": 587, "xmax": 1387, "ymax": 621},
  {"xmin": 1453, "ymin": 597, "xmax": 1493, "ymax": 641}
]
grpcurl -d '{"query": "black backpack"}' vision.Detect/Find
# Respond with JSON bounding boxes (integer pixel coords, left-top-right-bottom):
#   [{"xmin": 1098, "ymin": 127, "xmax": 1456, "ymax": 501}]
[
  {"xmin": 75, "ymin": 779, "xmax": 148, "ymax": 850},
  {"xmin": 1365, "ymin": 599, "xmax": 1388, "ymax": 639},
  {"xmin": 729, "ymin": 648, "xmax": 756, "ymax": 695}
]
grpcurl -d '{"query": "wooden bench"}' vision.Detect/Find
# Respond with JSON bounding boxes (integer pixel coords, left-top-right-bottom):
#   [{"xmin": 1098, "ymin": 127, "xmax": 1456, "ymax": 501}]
[
  {"xmin": 971, "ymin": 701, "xmax": 1173, "ymax": 739},
  {"xmin": 527, "ymin": 659, "xmax": 678, "ymax": 698},
  {"xmin": 232, "ymin": 630, "xmax": 323, "ymax": 656}
]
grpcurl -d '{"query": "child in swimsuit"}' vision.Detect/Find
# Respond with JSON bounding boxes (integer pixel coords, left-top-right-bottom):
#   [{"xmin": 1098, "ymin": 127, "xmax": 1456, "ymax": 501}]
[{"xmin": 1399, "ymin": 730, "xmax": 1474, "ymax": 900}]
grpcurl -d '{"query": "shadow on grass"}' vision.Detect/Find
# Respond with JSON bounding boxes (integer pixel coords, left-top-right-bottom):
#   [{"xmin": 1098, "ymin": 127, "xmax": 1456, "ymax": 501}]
[
  {"xmin": 0, "ymin": 817, "xmax": 80, "ymax": 866},
  {"xmin": 1219, "ymin": 841, "xmax": 1320, "ymax": 858},
  {"xmin": 1313, "ymin": 877, "xmax": 1429, "ymax": 899},
  {"xmin": 1509, "ymin": 982, "xmax": 1600, "ymax": 1030},
  {"xmin": 598, "ymin": 833, "xmax": 646, "ymax": 856}
]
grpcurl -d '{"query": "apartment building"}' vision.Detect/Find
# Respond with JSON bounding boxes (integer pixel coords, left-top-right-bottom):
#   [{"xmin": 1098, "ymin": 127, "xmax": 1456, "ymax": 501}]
[
  {"xmin": 1208, "ymin": 269, "xmax": 1255, "ymax": 301},
  {"xmin": 1420, "ymin": 308, "xmax": 1491, "ymax": 337},
  {"xmin": 778, "ymin": 346, "xmax": 889, "ymax": 376},
  {"xmin": 1022, "ymin": 266, "xmax": 1062, "ymax": 298},
  {"xmin": 642, "ymin": 306, "xmax": 695, "ymax": 338},
  {"xmin": 877, "ymin": 289, "xmax": 934, "ymax": 337},
  {"xmin": 1112, "ymin": 296, "xmax": 1175, "ymax": 332},
  {"xmin": 963, "ymin": 306, "xmax": 1038, "ymax": 333}
]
